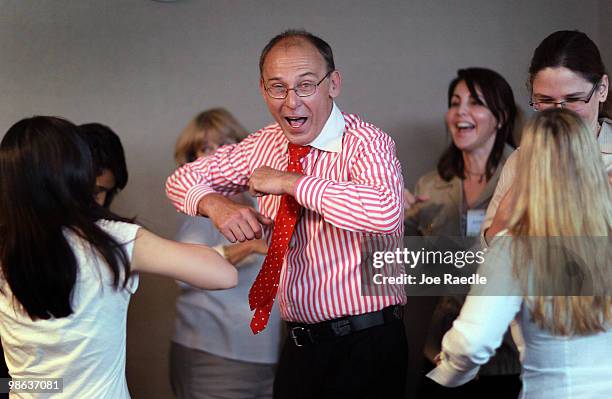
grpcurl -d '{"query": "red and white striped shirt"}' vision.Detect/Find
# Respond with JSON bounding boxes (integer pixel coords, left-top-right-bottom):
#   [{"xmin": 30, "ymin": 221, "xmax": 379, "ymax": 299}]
[{"xmin": 166, "ymin": 104, "xmax": 406, "ymax": 323}]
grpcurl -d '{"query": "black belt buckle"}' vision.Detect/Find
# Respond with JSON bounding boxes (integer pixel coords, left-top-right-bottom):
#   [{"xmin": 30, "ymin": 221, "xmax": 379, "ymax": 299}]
[{"xmin": 290, "ymin": 326, "xmax": 314, "ymax": 347}]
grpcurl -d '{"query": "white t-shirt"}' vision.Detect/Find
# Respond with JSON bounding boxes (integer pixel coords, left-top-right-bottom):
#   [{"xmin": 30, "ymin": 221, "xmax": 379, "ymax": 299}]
[{"xmin": 0, "ymin": 220, "xmax": 140, "ymax": 399}]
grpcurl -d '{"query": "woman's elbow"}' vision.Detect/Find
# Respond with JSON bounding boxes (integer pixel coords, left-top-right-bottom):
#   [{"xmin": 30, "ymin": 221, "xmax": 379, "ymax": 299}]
[
  {"xmin": 191, "ymin": 254, "xmax": 238, "ymax": 290},
  {"xmin": 219, "ymin": 267, "xmax": 238, "ymax": 289},
  {"xmin": 209, "ymin": 258, "xmax": 239, "ymax": 289}
]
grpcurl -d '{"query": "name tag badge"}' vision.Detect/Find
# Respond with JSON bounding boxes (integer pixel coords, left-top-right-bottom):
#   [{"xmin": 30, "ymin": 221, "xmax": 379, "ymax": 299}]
[{"xmin": 466, "ymin": 209, "xmax": 486, "ymax": 237}]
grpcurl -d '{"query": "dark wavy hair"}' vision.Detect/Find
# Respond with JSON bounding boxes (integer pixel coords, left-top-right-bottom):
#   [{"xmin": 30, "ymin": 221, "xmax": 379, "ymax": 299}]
[
  {"xmin": 438, "ymin": 68, "xmax": 517, "ymax": 182},
  {"xmin": 259, "ymin": 29, "xmax": 335, "ymax": 76},
  {"xmin": 0, "ymin": 116, "xmax": 131, "ymax": 320},
  {"xmin": 528, "ymin": 30, "xmax": 611, "ymax": 119},
  {"xmin": 77, "ymin": 123, "xmax": 128, "ymax": 208}
]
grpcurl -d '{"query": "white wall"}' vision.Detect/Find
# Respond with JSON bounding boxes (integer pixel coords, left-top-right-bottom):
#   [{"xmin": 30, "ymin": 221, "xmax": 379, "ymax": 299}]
[{"xmin": 1, "ymin": 1, "xmax": 607, "ymax": 397}]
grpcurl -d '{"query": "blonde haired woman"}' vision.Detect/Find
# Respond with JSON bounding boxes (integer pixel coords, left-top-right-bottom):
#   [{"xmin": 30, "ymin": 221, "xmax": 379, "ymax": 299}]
[
  {"xmin": 428, "ymin": 109, "xmax": 612, "ymax": 398},
  {"xmin": 169, "ymin": 108, "xmax": 281, "ymax": 399}
]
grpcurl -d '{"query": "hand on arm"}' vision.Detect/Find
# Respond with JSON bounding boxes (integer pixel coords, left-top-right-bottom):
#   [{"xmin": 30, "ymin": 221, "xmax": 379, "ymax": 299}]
[
  {"xmin": 403, "ymin": 188, "xmax": 429, "ymax": 220},
  {"xmin": 198, "ymin": 193, "xmax": 272, "ymax": 243},
  {"xmin": 131, "ymin": 228, "xmax": 238, "ymax": 290},
  {"xmin": 248, "ymin": 166, "xmax": 302, "ymax": 196}
]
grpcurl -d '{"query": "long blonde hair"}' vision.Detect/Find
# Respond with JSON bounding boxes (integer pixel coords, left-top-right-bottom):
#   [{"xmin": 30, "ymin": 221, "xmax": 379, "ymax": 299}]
[
  {"xmin": 174, "ymin": 108, "xmax": 248, "ymax": 166},
  {"xmin": 508, "ymin": 109, "xmax": 612, "ymax": 335}
]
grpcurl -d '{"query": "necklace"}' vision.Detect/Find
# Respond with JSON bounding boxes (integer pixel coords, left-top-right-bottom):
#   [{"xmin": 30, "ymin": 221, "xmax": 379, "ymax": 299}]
[{"xmin": 464, "ymin": 168, "xmax": 485, "ymax": 184}]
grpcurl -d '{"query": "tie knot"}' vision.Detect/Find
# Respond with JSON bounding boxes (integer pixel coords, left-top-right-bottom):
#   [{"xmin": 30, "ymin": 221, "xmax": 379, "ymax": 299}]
[{"xmin": 288, "ymin": 143, "xmax": 311, "ymax": 162}]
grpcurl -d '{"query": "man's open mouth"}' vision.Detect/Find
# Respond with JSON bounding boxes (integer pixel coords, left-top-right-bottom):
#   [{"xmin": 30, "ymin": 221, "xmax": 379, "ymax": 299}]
[{"xmin": 285, "ymin": 117, "xmax": 308, "ymax": 128}]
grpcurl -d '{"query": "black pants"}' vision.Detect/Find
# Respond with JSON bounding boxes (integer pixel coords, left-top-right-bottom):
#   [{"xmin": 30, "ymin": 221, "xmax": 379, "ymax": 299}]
[{"xmin": 273, "ymin": 319, "xmax": 407, "ymax": 399}]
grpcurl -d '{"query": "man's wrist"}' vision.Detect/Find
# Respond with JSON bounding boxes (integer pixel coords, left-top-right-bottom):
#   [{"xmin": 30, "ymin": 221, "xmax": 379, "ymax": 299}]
[
  {"xmin": 197, "ymin": 193, "xmax": 224, "ymax": 217},
  {"xmin": 284, "ymin": 172, "xmax": 303, "ymax": 196}
]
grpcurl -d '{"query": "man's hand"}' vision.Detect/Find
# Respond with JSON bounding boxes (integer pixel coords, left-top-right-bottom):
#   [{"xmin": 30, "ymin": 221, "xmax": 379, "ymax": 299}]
[
  {"xmin": 403, "ymin": 188, "xmax": 429, "ymax": 219},
  {"xmin": 198, "ymin": 194, "xmax": 272, "ymax": 243},
  {"xmin": 249, "ymin": 166, "xmax": 302, "ymax": 197}
]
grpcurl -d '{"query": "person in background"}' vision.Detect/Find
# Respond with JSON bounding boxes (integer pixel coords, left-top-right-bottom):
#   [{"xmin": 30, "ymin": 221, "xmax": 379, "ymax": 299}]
[
  {"xmin": 169, "ymin": 108, "xmax": 281, "ymax": 399},
  {"xmin": 404, "ymin": 67, "xmax": 521, "ymax": 398},
  {"xmin": 405, "ymin": 67, "xmax": 516, "ymax": 237},
  {"xmin": 0, "ymin": 116, "xmax": 237, "ymax": 399},
  {"xmin": 428, "ymin": 108, "xmax": 612, "ymax": 398},
  {"xmin": 484, "ymin": 30, "xmax": 611, "ymax": 242},
  {"xmin": 78, "ymin": 122, "xmax": 129, "ymax": 208}
]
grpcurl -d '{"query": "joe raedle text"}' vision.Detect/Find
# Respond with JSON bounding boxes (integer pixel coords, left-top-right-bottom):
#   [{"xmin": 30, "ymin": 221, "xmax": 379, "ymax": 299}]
[{"xmin": 372, "ymin": 272, "xmax": 487, "ymax": 286}]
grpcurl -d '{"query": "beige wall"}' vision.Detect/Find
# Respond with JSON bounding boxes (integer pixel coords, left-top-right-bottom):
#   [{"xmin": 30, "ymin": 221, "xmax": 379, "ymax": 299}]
[
  {"xmin": 600, "ymin": 0, "xmax": 612, "ymax": 84},
  {"xmin": 1, "ymin": 1, "xmax": 609, "ymax": 397}
]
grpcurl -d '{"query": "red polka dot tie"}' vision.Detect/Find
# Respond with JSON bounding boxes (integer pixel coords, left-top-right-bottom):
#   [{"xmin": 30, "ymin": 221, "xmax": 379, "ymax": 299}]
[{"xmin": 248, "ymin": 143, "xmax": 311, "ymax": 334}]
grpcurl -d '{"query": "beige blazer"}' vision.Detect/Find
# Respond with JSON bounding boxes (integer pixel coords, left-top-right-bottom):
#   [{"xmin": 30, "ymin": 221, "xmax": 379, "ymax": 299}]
[
  {"xmin": 404, "ymin": 145, "xmax": 520, "ymax": 377},
  {"xmin": 405, "ymin": 144, "xmax": 514, "ymax": 237}
]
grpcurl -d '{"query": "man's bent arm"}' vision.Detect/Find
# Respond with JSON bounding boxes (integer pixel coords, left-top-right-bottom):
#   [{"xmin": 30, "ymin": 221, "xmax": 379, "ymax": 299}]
[{"xmin": 165, "ymin": 134, "xmax": 259, "ymax": 216}]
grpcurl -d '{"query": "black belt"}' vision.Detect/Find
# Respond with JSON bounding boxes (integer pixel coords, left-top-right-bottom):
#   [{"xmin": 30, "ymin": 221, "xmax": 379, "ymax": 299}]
[{"xmin": 286, "ymin": 305, "xmax": 403, "ymax": 347}]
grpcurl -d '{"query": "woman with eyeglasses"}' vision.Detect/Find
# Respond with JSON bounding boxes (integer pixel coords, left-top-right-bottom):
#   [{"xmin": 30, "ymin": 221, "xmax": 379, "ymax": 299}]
[
  {"xmin": 483, "ymin": 30, "xmax": 611, "ymax": 242},
  {"xmin": 404, "ymin": 68, "xmax": 521, "ymax": 398},
  {"xmin": 427, "ymin": 108, "xmax": 612, "ymax": 398}
]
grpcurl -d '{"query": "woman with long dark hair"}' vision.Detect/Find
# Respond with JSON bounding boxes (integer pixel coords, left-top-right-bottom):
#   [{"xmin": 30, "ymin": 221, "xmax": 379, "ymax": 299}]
[
  {"xmin": 404, "ymin": 67, "xmax": 520, "ymax": 398},
  {"xmin": 405, "ymin": 67, "xmax": 517, "ymax": 237},
  {"xmin": 0, "ymin": 116, "xmax": 237, "ymax": 398}
]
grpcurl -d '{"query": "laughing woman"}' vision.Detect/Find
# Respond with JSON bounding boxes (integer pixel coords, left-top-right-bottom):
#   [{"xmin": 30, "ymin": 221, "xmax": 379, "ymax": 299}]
[{"xmin": 404, "ymin": 67, "xmax": 520, "ymax": 398}]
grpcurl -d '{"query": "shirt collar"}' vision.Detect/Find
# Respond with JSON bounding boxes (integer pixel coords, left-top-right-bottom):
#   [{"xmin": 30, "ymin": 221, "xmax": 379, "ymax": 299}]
[
  {"xmin": 306, "ymin": 102, "xmax": 345, "ymax": 153},
  {"xmin": 280, "ymin": 102, "xmax": 345, "ymax": 154}
]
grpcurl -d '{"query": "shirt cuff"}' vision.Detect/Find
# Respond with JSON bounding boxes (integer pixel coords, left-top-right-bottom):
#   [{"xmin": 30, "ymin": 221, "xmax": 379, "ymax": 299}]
[
  {"xmin": 426, "ymin": 360, "xmax": 479, "ymax": 387},
  {"xmin": 212, "ymin": 244, "xmax": 226, "ymax": 259},
  {"xmin": 294, "ymin": 175, "xmax": 332, "ymax": 214},
  {"xmin": 184, "ymin": 185, "xmax": 217, "ymax": 216}
]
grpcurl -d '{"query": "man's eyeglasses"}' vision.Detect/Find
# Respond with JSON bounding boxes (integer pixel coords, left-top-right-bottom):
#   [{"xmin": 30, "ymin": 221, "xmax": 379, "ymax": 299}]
[
  {"xmin": 264, "ymin": 70, "xmax": 333, "ymax": 99},
  {"xmin": 529, "ymin": 79, "xmax": 601, "ymax": 111}
]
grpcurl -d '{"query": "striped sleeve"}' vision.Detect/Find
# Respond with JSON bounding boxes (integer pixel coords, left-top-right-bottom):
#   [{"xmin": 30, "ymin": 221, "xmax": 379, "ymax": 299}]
[
  {"xmin": 165, "ymin": 132, "xmax": 261, "ymax": 216},
  {"xmin": 294, "ymin": 131, "xmax": 404, "ymax": 235}
]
